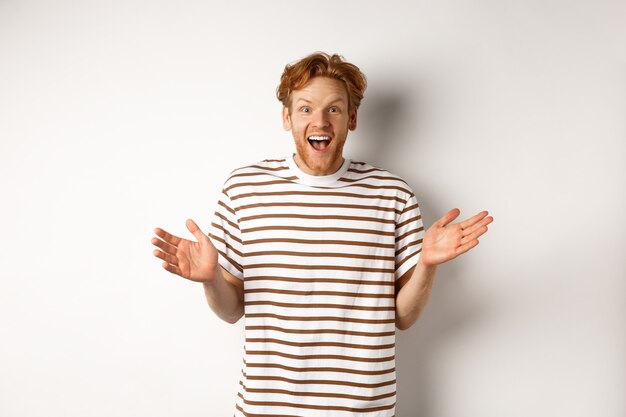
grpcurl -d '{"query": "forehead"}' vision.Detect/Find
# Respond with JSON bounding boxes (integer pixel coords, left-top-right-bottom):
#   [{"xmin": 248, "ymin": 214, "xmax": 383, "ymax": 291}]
[{"xmin": 292, "ymin": 77, "xmax": 348, "ymax": 104}]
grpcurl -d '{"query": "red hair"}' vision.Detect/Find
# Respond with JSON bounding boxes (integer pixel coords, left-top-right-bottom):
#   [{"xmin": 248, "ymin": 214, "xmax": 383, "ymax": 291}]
[{"xmin": 277, "ymin": 52, "xmax": 367, "ymax": 111}]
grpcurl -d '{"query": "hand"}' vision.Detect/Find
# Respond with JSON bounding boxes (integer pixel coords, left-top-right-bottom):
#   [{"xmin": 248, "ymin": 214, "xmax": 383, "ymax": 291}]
[
  {"xmin": 151, "ymin": 219, "xmax": 219, "ymax": 283},
  {"xmin": 420, "ymin": 208, "xmax": 493, "ymax": 266}
]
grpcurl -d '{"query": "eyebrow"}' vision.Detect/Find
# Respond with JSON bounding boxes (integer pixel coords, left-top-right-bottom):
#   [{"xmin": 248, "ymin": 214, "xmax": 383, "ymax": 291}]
[{"xmin": 294, "ymin": 97, "xmax": 346, "ymax": 106}]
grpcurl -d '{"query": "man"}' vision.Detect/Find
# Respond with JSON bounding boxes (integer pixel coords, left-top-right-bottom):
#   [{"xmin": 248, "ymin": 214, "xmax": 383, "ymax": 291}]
[{"xmin": 151, "ymin": 52, "xmax": 493, "ymax": 416}]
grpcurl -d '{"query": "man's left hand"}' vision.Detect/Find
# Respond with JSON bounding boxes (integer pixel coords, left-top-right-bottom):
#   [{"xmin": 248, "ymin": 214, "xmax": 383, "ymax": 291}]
[{"xmin": 420, "ymin": 208, "xmax": 493, "ymax": 266}]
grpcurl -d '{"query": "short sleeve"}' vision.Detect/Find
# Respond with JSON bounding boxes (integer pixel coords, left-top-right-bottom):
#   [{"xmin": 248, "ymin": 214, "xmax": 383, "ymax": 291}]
[
  {"xmin": 395, "ymin": 192, "xmax": 425, "ymax": 281},
  {"xmin": 208, "ymin": 189, "xmax": 244, "ymax": 280}
]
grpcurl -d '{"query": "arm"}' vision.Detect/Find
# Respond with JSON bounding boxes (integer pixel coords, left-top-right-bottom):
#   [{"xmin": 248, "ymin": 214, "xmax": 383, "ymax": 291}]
[
  {"xmin": 203, "ymin": 266, "xmax": 244, "ymax": 324},
  {"xmin": 394, "ymin": 208, "xmax": 493, "ymax": 331},
  {"xmin": 395, "ymin": 261, "xmax": 437, "ymax": 331}
]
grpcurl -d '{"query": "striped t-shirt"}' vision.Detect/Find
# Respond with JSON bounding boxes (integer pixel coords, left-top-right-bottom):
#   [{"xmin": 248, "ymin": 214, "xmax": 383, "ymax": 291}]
[{"xmin": 208, "ymin": 154, "xmax": 424, "ymax": 417}]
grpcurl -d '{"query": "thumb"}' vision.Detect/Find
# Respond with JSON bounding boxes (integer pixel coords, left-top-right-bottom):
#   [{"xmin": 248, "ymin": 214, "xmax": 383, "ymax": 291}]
[
  {"xmin": 435, "ymin": 208, "xmax": 461, "ymax": 228},
  {"xmin": 186, "ymin": 218, "xmax": 208, "ymax": 243}
]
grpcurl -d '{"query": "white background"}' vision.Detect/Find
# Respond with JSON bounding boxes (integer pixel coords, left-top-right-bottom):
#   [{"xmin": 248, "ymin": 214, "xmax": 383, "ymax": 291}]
[{"xmin": 1, "ymin": 0, "xmax": 624, "ymax": 416}]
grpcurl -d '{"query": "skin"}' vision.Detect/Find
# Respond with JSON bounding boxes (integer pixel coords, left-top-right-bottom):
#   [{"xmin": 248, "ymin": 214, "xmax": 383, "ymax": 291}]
[{"xmin": 151, "ymin": 75, "xmax": 494, "ymax": 330}]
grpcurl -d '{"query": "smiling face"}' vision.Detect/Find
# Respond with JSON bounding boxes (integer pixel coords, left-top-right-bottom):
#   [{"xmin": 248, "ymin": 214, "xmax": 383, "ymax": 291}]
[{"xmin": 282, "ymin": 77, "xmax": 358, "ymax": 176}]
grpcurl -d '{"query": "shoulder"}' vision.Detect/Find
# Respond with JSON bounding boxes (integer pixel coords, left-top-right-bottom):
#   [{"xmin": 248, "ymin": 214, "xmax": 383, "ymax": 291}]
[
  {"xmin": 348, "ymin": 160, "xmax": 415, "ymax": 197},
  {"xmin": 221, "ymin": 157, "xmax": 290, "ymax": 190}
]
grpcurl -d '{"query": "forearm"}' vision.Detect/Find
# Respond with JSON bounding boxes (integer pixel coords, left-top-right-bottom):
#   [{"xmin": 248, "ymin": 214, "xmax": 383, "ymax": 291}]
[
  {"xmin": 395, "ymin": 259, "xmax": 437, "ymax": 330},
  {"xmin": 202, "ymin": 266, "xmax": 244, "ymax": 324}
]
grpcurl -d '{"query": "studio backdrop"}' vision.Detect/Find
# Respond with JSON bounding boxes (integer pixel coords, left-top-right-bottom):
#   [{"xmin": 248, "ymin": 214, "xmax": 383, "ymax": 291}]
[{"xmin": 0, "ymin": 0, "xmax": 624, "ymax": 416}]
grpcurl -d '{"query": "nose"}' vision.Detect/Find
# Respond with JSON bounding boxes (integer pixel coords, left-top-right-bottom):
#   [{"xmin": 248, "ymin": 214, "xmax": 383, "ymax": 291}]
[{"xmin": 312, "ymin": 110, "xmax": 330, "ymax": 128}]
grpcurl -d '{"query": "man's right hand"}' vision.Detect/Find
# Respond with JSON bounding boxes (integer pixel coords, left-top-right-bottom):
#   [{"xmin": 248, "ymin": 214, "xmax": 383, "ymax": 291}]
[{"xmin": 151, "ymin": 219, "xmax": 219, "ymax": 283}]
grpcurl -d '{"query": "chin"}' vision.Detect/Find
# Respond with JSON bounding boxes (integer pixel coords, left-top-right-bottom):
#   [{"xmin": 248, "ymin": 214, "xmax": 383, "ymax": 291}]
[{"xmin": 295, "ymin": 142, "xmax": 343, "ymax": 172}]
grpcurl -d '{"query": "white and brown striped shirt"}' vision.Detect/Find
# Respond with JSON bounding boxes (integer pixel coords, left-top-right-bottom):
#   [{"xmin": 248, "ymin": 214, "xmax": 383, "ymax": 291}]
[{"xmin": 208, "ymin": 154, "xmax": 424, "ymax": 417}]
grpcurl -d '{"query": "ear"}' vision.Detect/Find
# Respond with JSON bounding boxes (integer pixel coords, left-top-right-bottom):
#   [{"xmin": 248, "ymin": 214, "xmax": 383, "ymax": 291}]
[
  {"xmin": 348, "ymin": 108, "xmax": 358, "ymax": 131},
  {"xmin": 282, "ymin": 106, "xmax": 292, "ymax": 131}
]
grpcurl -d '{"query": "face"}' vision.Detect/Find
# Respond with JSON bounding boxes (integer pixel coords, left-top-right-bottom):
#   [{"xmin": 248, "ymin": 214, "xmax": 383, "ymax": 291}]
[{"xmin": 282, "ymin": 77, "xmax": 357, "ymax": 176}]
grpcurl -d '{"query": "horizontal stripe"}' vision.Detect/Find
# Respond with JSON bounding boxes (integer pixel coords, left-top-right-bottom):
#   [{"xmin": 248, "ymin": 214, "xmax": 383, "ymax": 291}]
[
  {"xmin": 244, "ymin": 276, "xmax": 394, "ymax": 287},
  {"xmin": 401, "ymin": 202, "xmax": 419, "ymax": 214},
  {"xmin": 245, "ymin": 361, "xmax": 395, "ymax": 375},
  {"xmin": 245, "ymin": 337, "xmax": 395, "ymax": 350},
  {"xmin": 395, "ymin": 239, "xmax": 423, "ymax": 257},
  {"xmin": 336, "ymin": 182, "xmax": 410, "ymax": 194},
  {"xmin": 396, "ymin": 250, "xmax": 420, "ymax": 270},
  {"xmin": 225, "ymin": 179, "xmax": 294, "ymax": 193},
  {"xmin": 245, "ymin": 263, "xmax": 395, "ymax": 273},
  {"xmin": 242, "ymin": 386, "xmax": 395, "ymax": 401},
  {"xmin": 244, "ymin": 250, "xmax": 395, "ymax": 262},
  {"xmin": 218, "ymin": 199, "xmax": 236, "ymax": 215},
  {"xmin": 210, "ymin": 223, "xmax": 242, "ymax": 244},
  {"xmin": 231, "ymin": 190, "xmax": 406, "ymax": 203},
  {"xmin": 216, "ymin": 249, "xmax": 243, "ymax": 273},
  {"xmin": 397, "ymin": 214, "xmax": 422, "ymax": 228},
  {"xmin": 239, "ymin": 212, "xmax": 396, "ymax": 224},
  {"xmin": 208, "ymin": 234, "xmax": 243, "ymax": 258},
  {"xmin": 244, "ymin": 374, "xmax": 396, "ymax": 388},
  {"xmin": 396, "ymin": 226, "xmax": 424, "ymax": 242},
  {"xmin": 214, "ymin": 211, "xmax": 238, "ymax": 230},
  {"xmin": 244, "ymin": 300, "xmax": 395, "ymax": 311},
  {"xmin": 229, "ymin": 172, "xmax": 297, "ymax": 183},
  {"xmin": 236, "ymin": 201, "xmax": 402, "ymax": 214},
  {"xmin": 245, "ymin": 325, "xmax": 395, "ymax": 338},
  {"xmin": 244, "ymin": 288, "xmax": 394, "ymax": 298},
  {"xmin": 246, "ymin": 313, "xmax": 395, "ymax": 325},
  {"xmin": 339, "ymin": 174, "xmax": 409, "ymax": 186},
  {"xmin": 246, "ymin": 350, "xmax": 395, "ymax": 363},
  {"xmin": 348, "ymin": 166, "xmax": 385, "ymax": 174},
  {"xmin": 245, "ymin": 237, "xmax": 394, "ymax": 249},
  {"xmin": 242, "ymin": 225, "xmax": 394, "ymax": 236},
  {"xmin": 241, "ymin": 397, "xmax": 395, "ymax": 413},
  {"xmin": 245, "ymin": 164, "xmax": 290, "ymax": 172}
]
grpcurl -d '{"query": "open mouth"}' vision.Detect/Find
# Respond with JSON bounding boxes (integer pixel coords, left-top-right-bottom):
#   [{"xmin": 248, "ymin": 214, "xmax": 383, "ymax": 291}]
[{"xmin": 307, "ymin": 135, "xmax": 331, "ymax": 151}]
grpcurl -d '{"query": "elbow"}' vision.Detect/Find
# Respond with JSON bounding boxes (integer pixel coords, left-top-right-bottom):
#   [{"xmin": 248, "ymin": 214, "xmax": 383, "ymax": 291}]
[
  {"xmin": 395, "ymin": 320, "xmax": 411, "ymax": 332},
  {"xmin": 223, "ymin": 310, "xmax": 244, "ymax": 324},
  {"xmin": 395, "ymin": 314, "xmax": 419, "ymax": 331}
]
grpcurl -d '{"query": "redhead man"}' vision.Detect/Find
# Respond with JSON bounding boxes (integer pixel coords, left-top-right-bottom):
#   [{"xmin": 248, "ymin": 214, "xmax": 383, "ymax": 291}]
[{"xmin": 151, "ymin": 52, "xmax": 493, "ymax": 417}]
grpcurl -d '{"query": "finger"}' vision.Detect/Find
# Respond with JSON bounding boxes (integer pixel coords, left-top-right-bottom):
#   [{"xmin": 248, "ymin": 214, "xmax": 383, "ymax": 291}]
[
  {"xmin": 162, "ymin": 260, "xmax": 183, "ymax": 276},
  {"xmin": 455, "ymin": 239, "xmax": 480, "ymax": 256},
  {"xmin": 154, "ymin": 227, "xmax": 182, "ymax": 247},
  {"xmin": 461, "ymin": 215, "xmax": 493, "ymax": 237},
  {"xmin": 186, "ymin": 218, "xmax": 209, "ymax": 243},
  {"xmin": 435, "ymin": 208, "xmax": 461, "ymax": 228},
  {"xmin": 153, "ymin": 248, "xmax": 179, "ymax": 267},
  {"xmin": 151, "ymin": 236, "xmax": 178, "ymax": 256},
  {"xmin": 461, "ymin": 226, "xmax": 488, "ymax": 245},
  {"xmin": 459, "ymin": 211, "xmax": 490, "ymax": 230}
]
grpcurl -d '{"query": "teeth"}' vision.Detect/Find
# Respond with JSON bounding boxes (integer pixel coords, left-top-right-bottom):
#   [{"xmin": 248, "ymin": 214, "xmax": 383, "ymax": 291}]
[{"xmin": 308, "ymin": 136, "xmax": 330, "ymax": 141}]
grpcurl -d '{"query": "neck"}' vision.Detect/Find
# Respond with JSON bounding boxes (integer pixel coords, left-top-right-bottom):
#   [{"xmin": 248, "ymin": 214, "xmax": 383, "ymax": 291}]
[{"xmin": 293, "ymin": 153, "xmax": 345, "ymax": 176}]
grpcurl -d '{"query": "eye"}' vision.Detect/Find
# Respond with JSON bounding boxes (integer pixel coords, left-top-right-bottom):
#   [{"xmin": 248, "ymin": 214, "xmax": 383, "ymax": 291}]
[
  {"xmin": 300, "ymin": 106, "xmax": 311, "ymax": 113},
  {"xmin": 328, "ymin": 107, "xmax": 339, "ymax": 113}
]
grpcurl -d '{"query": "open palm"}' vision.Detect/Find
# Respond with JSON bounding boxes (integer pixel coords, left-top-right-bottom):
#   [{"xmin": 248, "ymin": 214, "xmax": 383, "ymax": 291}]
[
  {"xmin": 151, "ymin": 219, "xmax": 219, "ymax": 282},
  {"xmin": 420, "ymin": 208, "xmax": 493, "ymax": 266}
]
